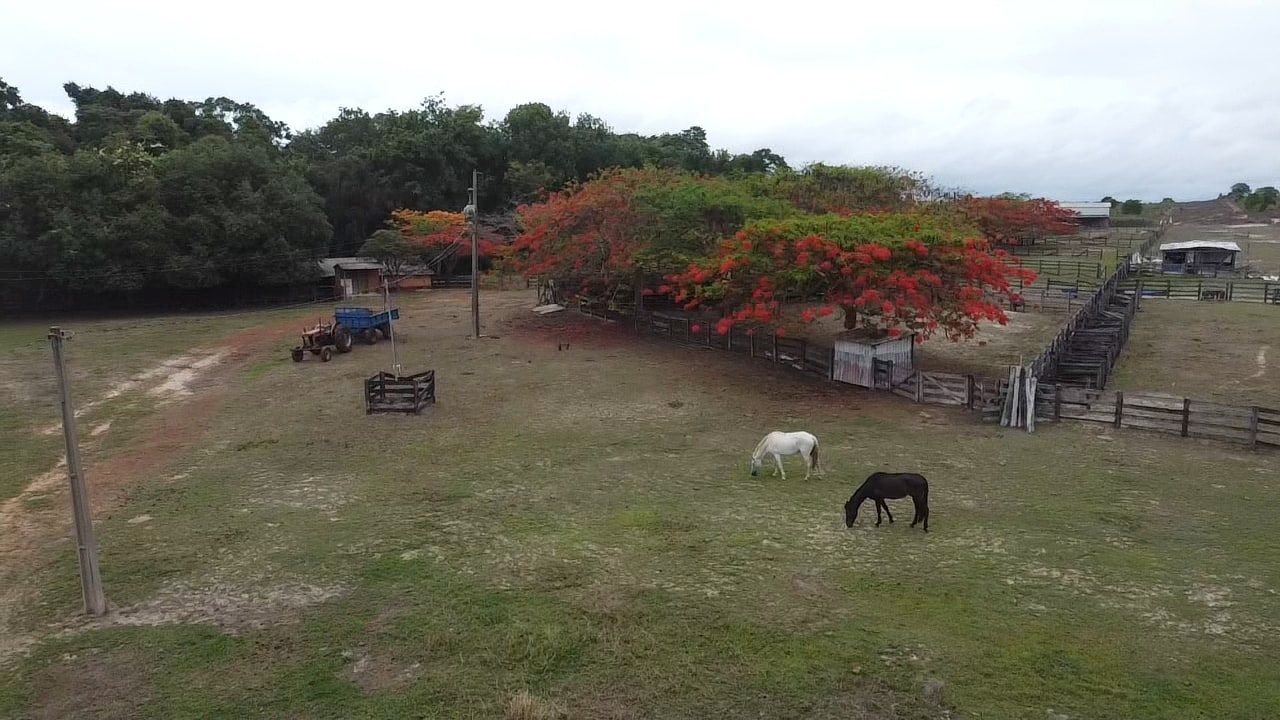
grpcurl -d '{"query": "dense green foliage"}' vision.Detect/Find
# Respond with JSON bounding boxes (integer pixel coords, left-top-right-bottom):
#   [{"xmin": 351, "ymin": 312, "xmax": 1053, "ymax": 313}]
[{"xmin": 0, "ymin": 79, "xmax": 802, "ymax": 310}]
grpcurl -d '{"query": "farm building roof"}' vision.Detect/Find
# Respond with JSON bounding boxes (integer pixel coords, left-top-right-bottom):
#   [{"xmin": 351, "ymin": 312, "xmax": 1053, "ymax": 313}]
[
  {"xmin": 1158, "ymin": 241, "xmax": 1242, "ymax": 254},
  {"xmin": 316, "ymin": 257, "xmax": 385, "ymax": 277},
  {"xmin": 1058, "ymin": 201, "xmax": 1111, "ymax": 218}
]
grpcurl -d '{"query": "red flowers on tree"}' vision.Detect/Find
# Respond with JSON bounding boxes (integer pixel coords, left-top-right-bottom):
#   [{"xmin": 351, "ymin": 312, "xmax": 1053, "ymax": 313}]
[
  {"xmin": 510, "ymin": 168, "xmax": 679, "ymax": 296},
  {"xmin": 959, "ymin": 197, "xmax": 1078, "ymax": 245},
  {"xmin": 390, "ymin": 209, "xmax": 504, "ymax": 258},
  {"xmin": 665, "ymin": 217, "xmax": 1036, "ymax": 341},
  {"xmin": 508, "ymin": 168, "xmax": 1046, "ymax": 344}
]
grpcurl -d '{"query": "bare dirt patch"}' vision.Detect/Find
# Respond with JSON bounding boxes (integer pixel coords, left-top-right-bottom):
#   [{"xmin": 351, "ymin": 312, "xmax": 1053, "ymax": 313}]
[
  {"xmin": 36, "ymin": 350, "xmax": 225, "ymax": 436},
  {"xmin": 342, "ymin": 649, "xmax": 424, "ymax": 694},
  {"xmin": 100, "ymin": 581, "xmax": 346, "ymax": 632}
]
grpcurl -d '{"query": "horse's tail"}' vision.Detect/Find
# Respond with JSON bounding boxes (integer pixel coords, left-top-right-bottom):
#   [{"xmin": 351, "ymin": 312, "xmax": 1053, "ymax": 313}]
[{"xmin": 810, "ymin": 437, "xmax": 821, "ymax": 471}]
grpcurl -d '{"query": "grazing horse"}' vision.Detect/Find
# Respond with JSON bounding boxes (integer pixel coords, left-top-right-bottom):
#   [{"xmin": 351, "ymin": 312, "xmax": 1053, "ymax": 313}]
[
  {"xmin": 844, "ymin": 472, "xmax": 930, "ymax": 532},
  {"xmin": 750, "ymin": 431, "xmax": 821, "ymax": 480}
]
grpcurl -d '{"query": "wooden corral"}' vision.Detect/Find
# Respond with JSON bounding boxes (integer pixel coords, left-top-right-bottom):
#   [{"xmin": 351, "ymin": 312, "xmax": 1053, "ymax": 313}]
[
  {"xmin": 365, "ymin": 371, "xmax": 436, "ymax": 415},
  {"xmin": 832, "ymin": 331, "xmax": 914, "ymax": 389},
  {"xmin": 1030, "ymin": 264, "xmax": 1138, "ymax": 389},
  {"xmin": 1032, "ymin": 386, "xmax": 1279, "ymax": 450}
]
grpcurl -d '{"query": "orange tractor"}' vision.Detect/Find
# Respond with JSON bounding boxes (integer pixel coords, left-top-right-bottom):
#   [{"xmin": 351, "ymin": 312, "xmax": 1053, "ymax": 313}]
[{"xmin": 291, "ymin": 319, "xmax": 354, "ymax": 362}]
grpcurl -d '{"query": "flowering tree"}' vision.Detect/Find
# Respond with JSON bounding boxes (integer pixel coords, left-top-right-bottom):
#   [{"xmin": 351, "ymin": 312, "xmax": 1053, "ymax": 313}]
[
  {"xmin": 959, "ymin": 197, "xmax": 1078, "ymax": 245},
  {"xmin": 665, "ymin": 214, "xmax": 1037, "ymax": 341},
  {"xmin": 387, "ymin": 209, "xmax": 504, "ymax": 273},
  {"xmin": 510, "ymin": 167, "xmax": 788, "ymax": 302},
  {"xmin": 509, "ymin": 168, "xmax": 676, "ymax": 288}
]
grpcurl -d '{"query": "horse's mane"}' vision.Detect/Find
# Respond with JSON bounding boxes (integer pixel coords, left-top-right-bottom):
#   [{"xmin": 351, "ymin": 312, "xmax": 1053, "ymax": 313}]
[{"xmin": 751, "ymin": 433, "xmax": 772, "ymax": 460}]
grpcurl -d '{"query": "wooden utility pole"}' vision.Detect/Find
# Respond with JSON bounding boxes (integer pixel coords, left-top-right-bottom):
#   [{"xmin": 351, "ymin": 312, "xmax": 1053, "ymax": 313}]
[{"xmin": 48, "ymin": 327, "xmax": 107, "ymax": 616}]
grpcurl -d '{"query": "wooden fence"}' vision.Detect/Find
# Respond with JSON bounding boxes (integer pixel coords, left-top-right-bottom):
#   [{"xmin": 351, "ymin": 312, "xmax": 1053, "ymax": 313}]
[
  {"xmin": 1032, "ymin": 385, "xmax": 1280, "ymax": 450},
  {"xmin": 631, "ymin": 309, "xmax": 834, "ymax": 380},
  {"xmin": 1120, "ymin": 276, "xmax": 1280, "ymax": 304},
  {"xmin": 620, "ymin": 306, "xmax": 1278, "ymax": 451},
  {"xmin": 630, "ymin": 308, "xmax": 1010, "ymax": 415},
  {"xmin": 1027, "ymin": 262, "xmax": 1135, "ymax": 382},
  {"xmin": 1011, "ymin": 258, "xmax": 1106, "ymax": 281}
]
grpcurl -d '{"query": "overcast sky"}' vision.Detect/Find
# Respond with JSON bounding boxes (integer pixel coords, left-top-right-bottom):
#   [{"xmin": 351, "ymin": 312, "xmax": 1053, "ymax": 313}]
[{"xmin": 4, "ymin": 0, "xmax": 1278, "ymax": 201}]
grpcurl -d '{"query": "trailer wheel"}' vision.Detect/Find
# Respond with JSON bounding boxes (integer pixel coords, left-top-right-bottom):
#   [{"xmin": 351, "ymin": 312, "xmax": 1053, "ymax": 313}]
[
  {"xmin": 363, "ymin": 328, "xmax": 378, "ymax": 345},
  {"xmin": 291, "ymin": 349, "xmax": 304, "ymax": 362},
  {"xmin": 320, "ymin": 346, "xmax": 333, "ymax": 362}
]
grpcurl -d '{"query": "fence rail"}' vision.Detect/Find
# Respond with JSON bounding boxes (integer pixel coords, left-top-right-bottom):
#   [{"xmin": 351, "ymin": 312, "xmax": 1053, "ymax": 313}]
[
  {"xmin": 1035, "ymin": 386, "xmax": 1279, "ymax": 449},
  {"xmin": 631, "ymin": 309, "xmax": 835, "ymax": 379},
  {"xmin": 1121, "ymin": 277, "xmax": 1280, "ymax": 304}
]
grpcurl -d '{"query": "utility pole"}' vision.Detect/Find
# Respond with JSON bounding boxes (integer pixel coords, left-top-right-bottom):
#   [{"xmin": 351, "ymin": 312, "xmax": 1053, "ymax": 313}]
[
  {"xmin": 469, "ymin": 168, "xmax": 481, "ymax": 338},
  {"xmin": 48, "ymin": 327, "xmax": 107, "ymax": 616}
]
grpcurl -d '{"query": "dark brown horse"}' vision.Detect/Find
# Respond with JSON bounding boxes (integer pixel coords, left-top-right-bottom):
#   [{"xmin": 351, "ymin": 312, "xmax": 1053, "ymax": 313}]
[{"xmin": 844, "ymin": 472, "xmax": 930, "ymax": 532}]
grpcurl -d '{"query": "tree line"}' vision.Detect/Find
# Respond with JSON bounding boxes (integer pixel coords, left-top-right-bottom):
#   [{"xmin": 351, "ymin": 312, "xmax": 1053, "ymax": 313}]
[{"xmin": 0, "ymin": 78, "xmax": 796, "ymax": 310}]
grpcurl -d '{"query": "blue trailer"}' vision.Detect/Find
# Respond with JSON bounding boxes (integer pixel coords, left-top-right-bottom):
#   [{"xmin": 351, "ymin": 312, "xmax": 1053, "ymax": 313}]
[{"xmin": 334, "ymin": 306, "xmax": 400, "ymax": 345}]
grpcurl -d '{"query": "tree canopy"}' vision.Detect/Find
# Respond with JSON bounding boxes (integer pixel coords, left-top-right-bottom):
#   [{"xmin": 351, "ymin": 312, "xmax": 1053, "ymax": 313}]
[
  {"xmin": 509, "ymin": 167, "xmax": 1071, "ymax": 342},
  {"xmin": 0, "ymin": 78, "xmax": 802, "ymax": 310}
]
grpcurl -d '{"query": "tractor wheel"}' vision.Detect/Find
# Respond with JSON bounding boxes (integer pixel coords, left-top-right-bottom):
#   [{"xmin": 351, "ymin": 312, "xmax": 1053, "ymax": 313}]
[
  {"xmin": 320, "ymin": 346, "xmax": 333, "ymax": 362},
  {"xmin": 363, "ymin": 328, "xmax": 378, "ymax": 345},
  {"xmin": 291, "ymin": 348, "xmax": 304, "ymax": 363},
  {"xmin": 334, "ymin": 325, "xmax": 354, "ymax": 353}
]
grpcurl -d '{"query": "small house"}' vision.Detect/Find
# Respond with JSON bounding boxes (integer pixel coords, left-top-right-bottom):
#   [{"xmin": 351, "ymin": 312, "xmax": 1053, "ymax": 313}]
[
  {"xmin": 1158, "ymin": 241, "xmax": 1241, "ymax": 276},
  {"xmin": 317, "ymin": 257, "xmax": 385, "ymax": 298},
  {"xmin": 384, "ymin": 263, "xmax": 435, "ymax": 291},
  {"xmin": 832, "ymin": 330, "xmax": 915, "ymax": 389}
]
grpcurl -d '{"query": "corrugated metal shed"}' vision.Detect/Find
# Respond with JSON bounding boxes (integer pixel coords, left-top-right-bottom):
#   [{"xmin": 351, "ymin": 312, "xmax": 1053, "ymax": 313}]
[
  {"xmin": 1059, "ymin": 202, "xmax": 1112, "ymax": 218},
  {"xmin": 316, "ymin": 257, "xmax": 385, "ymax": 277},
  {"xmin": 832, "ymin": 331, "xmax": 915, "ymax": 389},
  {"xmin": 1158, "ymin": 241, "xmax": 1242, "ymax": 253}
]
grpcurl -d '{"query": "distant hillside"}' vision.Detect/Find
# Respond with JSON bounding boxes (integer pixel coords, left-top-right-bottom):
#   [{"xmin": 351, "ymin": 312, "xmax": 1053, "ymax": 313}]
[{"xmin": 1168, "ymin": 198, "xmax": 1280, "ymax": 225}]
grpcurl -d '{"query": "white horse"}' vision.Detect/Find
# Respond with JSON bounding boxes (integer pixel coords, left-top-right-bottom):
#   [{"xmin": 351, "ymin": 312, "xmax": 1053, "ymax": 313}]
[{"xmin": 750, "ymin": 431, "xmax": 821, "ymax": 480}]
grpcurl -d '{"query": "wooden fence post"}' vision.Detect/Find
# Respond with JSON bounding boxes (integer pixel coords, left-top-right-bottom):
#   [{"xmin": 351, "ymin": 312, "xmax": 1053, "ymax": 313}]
[
  {"xmin": 828, "ymin": 347, "xmax": 836, "ymax": 382},
  {"xmin": 1054, "ymin": 384, "xmax": 1062, "ymax": 421},
  {"xmin": 749, "ymin": 332, "xmax": 755, "ymax": 359},
  {"xmin": 1249, "ymin": 407, "xmax": 1260, "ymax": 448},
  {"xmin": 1181, "ymin": 398, "xmax": 1191, "ymax": 437},
  {"xmin": 1114, "ymin": 391, "xmax": 1124, "ymax": 428},
  {"xmin": 915, "ymin": 370, "xmax": 923, "ymax": 403},
  {"xmin": 965, "ymin": 375, "xmax": 975, "ymax": 410},
  {"xmin": 772, "ymin": 332, "xmax": 779, "ymax": 363},
  {"xmin": 798, "ymin": 340, "xmax": 807, "ymax": 371},
  {"xmin": 1227, "ymin": 282, "xmax": 1234, "ymax": 302},
  {"xmin": 684, "ymin": 318, "xmax": 690, "ymax": 342}
]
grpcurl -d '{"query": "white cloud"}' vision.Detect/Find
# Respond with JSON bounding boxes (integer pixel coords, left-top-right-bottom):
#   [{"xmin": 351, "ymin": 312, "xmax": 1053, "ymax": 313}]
[{"xmin": 3, "ymin": 0, "xmax": 1278, "ymax": 200}]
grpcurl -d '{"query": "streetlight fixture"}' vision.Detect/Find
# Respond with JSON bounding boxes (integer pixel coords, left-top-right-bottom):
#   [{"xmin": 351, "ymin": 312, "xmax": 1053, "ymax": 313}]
[{"xmin": 465, "ymin": 169, "xmax": 481, "ymax": 338}]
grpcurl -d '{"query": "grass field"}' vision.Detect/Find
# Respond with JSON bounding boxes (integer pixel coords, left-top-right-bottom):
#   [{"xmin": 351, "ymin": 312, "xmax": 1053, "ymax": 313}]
[
  {"xmin": 1112, "ymin": 300, "xmax": 1280, "ymax": 407},
  {"xmin": 2, "ymin": 289, "xmax": 1279, "ymax": 719}
]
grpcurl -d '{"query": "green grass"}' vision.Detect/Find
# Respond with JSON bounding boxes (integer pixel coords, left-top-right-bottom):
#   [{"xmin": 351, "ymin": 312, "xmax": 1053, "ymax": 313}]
[
  {"xmin": 0, "ymin": 305, "xmax": 324, "ymax": 504},
  {"xmin": 1113, "ymin": 299, "xmax": 1280, "ymax": 406},
  {"xmin": 2, "ymin": 290, "xmax": 1279, "ymax": 719}
]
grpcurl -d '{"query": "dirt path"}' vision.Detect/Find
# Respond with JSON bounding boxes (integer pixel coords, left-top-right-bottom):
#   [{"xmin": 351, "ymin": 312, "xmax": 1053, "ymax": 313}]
[{"xmin": 0, "ymin": 316, "xmax": 303, "ymax": 664}]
